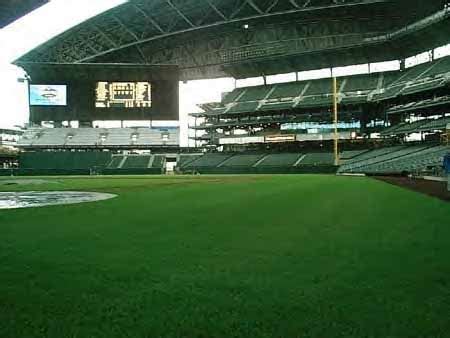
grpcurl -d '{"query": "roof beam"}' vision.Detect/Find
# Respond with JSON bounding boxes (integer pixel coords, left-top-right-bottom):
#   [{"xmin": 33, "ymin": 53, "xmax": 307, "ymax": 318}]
[
  {"xmin": 204, "ymin": 0, "xmax": 227, "ymax": 21},
  {"xmin": 301, "ymin": 0, "xmax": 312, "ymax": 8},
  {"xmin": 266, "ymin": 0, "xmax": 280, "ymax": 13},
  {"xmin": 289, "ymin": 0, "xmax": 299, "ymax": 9},
  {"xmin": 246, "ymin": 0, "xmax": 264, "ymax": 15},
  {"xmin": 92, "ymin": 24, "xmax": 119, "ymax": 48},
  {"xmin": 112, "ymin": 14, "xmax": 140, "ymax": 42},
  {"xmin": 70, "ymin": 0, "xmax": 391, "ymax": 63},
  {"xmin": 132, "ymin": 3, "xmax": 166, "ymax": 34},
  {"xmin": 165, "ymin": 0, "xmax": 196, "ymax": 28},
  {"xmin": 135, "ymin": 45, "xmax": 148, "ymax": 63},
  {"xmin": 230, "ymin": 1, "xmax": 247, "ymax": 19}
]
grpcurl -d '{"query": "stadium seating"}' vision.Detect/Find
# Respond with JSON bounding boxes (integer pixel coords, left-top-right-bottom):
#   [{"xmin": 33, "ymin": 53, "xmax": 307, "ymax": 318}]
[
  {"xmin": 227, "ymin": 102, "xmax": 261, "ymax": 114},
  {"xmin": 269, "ymin": 83, "xmax": 306, "ymax": 99},
  {"xmin": 339, "ymin": 146, "xmax": 406, "ymax": 169},
  {"xmin": 203, "ymin": 55, "xmax": 450, "ymax": 117},
  {"xmin": 178, "ymin": 152, "xmax": 337, "ymax": 174},
  {"xmin": 18, "ymin": 127, "xmax": 179, "ymax": 148},
  {"xmin": 298, "ymin": 95, "xmax": 332, "ymax": 108},
  {"xmin": 299, "ymin": 153, "xmax": 334, "ymax": 166},
  {"xmin": 387, "ymin": 96, "xmax": 450, "ymax": 114},
  {"xmin": 345, "ymin": 145, "xmax": 449, "ymax": 174},
  {"xmin": 182, "ymin": 153, "xmax": 232, "ymax": 169},
  {"xmin": 107, "ymin": 154, "xmax": 165, "ymax": 170},
  {"xmin": 381, "ymin": 116, "xmax": 450, "ymax": 135},
  {"xmin": 382, "ymin": 72, "xmax": 402, "ymax": 87},
  {"xmin": 219, "ymin": 154, "xmax": 265, "ymax": 167},
  {"xmin": 108, "ymin": 156, "xmax": 125, "ymax": 169},
  {"xmin": 422, "ymin": 56, "xmax": 450, "ymax": 77},
  {"xmin": 337, "ymin": 144, "xmax": 450, "ymax": 174},
  {"xmin": 255, "ymin": 153, "xmax": 303, "ymax": 167},
  {"xmin": 373, "ymin": 84, "xmax": 405, "ymax": 101},
  {"xmin": 304, "ymin": 79, "xmax": 332, "ymax": 96},
  {"xmin": 122, "ymin": 155, "xmax": 151, "ymax": 169},
  {"xmin": 340, "ymin": 95, "xmax": 368, "ymax": 105},
  {"xmin": 102, "ymin": 129, "xmax": 132, "ymax": 146},
  {"xmin": 151, "ymin": 155, "xmax": 165, "ymax": 169},
  {"xmin": 65, "ymin": 128, "xmax": 100, "ymax": 146},
  {"xmin": 391, "ymin": 120, "xmax": 429, "ymax": 135},
  {"xmin": 178, "ymin": 154, "xmax": 202, "ymax": 167},
  {"xmin": 419, "ymin": 116, "xmax": 450, "ymax": 132},
  {"xmin": 238, "ymin": 86, "xmax": 271, "ymax": 102},
  {"xmin": 344, "ymin": 75, "xmax": 379, "ymax": 92},
  {"xmin": 222, "ymin": 88, "xmax": 245, "ymax": 104},
  {"xmin": 340, "ymin": 150, "xmax": 369, "ymax": 160},
  {"xmin": 401, "ymin": 78, "xmax": 445, "ymax": 96},
  {"xmin": 260, "ymin": 101, "xmax": 295, "ymax": 111}
]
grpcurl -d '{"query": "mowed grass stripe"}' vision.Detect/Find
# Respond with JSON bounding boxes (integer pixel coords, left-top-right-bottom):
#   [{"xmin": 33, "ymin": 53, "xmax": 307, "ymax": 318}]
[{"xmin": 0, "ymin": 175, "xmax": 449, "ymax": 337}]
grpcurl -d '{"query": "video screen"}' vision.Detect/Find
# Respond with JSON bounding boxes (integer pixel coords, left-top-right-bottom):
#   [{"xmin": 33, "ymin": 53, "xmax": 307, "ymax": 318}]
[
  {"xmin": 30, "ymin": 85, "xmax": 67, "ymax": 106},
  {"xmin": 96, "ymin": 82, "xmax": 152, "ymax": 108}
]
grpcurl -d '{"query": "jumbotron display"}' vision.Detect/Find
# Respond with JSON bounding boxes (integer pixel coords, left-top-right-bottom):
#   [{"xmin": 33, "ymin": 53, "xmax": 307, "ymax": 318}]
[
  {"xmin": 18, "ymin": 63, "xmax": 179, "ymax": 123},
  {"xmin": 30, "ymin": 85, "xmax": 67, "ymax": 106},
  {"xmin": 95, "ymin": 82, "xmax": 152, "ymax": 108}
]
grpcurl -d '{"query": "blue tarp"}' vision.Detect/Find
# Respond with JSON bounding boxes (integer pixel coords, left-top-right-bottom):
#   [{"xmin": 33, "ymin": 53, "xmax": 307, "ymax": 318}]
[{"xmin": 444, "ymin": 153, "xmax": 450, "ymax": 173}]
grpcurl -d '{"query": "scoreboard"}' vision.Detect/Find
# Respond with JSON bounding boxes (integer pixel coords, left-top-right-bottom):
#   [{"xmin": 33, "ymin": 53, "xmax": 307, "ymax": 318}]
[{"xmin": 18, "ymin": 63, "xmax": 179, "ymax": 123}]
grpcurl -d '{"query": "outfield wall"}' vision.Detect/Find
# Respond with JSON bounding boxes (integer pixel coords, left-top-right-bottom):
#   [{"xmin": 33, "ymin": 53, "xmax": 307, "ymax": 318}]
[
  {"xmin": 0, "ymin": 168, "xmax": 163, "ymax": 176},
  {"xmin": 19, "ymin": 152, "xmax": 112, "ymax": 170},
  {"xmin": 178, "ymin": 165, "xmax": 338, "ymax": 175}
]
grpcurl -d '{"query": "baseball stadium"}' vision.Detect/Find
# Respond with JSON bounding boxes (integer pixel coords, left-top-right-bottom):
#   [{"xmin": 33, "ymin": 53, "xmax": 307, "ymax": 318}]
[{"xmin": 1, "ymin": 1, "xmax": 450, "ymax": 337}]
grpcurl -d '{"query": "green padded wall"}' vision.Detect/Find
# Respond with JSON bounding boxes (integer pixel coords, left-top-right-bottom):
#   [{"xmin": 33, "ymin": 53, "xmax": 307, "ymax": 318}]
[{"xmin": 20, "ymin": 152, "xmax": 112, "ymax": 170}]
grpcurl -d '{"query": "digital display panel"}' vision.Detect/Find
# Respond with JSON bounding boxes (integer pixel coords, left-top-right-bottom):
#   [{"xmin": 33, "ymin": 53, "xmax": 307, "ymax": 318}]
[
  {"xmin": 96, "ymin": 82, "xmax": 152, "ymax": 108},
  {"xmin": 30, "ymin": 85, "xmax": 67, "ymax": 106},
  {"xmin": 21, "ymin": 63, "xmax": 179, "ymax": 122}
]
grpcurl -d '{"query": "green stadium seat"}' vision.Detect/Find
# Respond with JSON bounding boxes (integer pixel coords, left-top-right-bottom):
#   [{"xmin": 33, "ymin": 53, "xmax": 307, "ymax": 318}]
[
  {"xmin": 299, "ymin": 153, "xmax": 334, "ymax": 166},
  {"xmin": 220, "ymin": 154, "xmax": 265, "ymax": 167},
  {"xmin": 256, "ymin": 153, "xmax": 302, "ymax": 167},
  {"xmin": 238, "ymin": 86, "xmax": 271, "ymax": 102},
  {"xmin": 269, "ymin": 82, "xmax": 305, "ymax": 99},
  {"xmin": 122, "ymin": 156, "xmax": 151, "ymax": 169}
]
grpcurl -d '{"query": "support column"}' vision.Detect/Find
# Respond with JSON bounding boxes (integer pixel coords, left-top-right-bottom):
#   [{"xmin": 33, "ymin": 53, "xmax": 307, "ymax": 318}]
[
  {"xmin": 333, "ymin": 77, "xmax": 339, "ymax": 166},
  {"xmin": 194, "ymin": 116, "xmax": 198, "ymax": 148}
]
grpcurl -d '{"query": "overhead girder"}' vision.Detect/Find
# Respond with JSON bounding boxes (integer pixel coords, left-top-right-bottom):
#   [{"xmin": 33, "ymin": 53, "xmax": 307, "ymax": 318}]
[
  {"xmin": 19, "ymin": 0, "xmax": 393, "ymax": 63},
  {"xmin": 0, "ymin": 0, "xmax": 49, "ymax": 28},
  {"xmin": 92, "ymin": 10, "xmax": 430, "ymax": 79},
  {"xmin": 17, "ymin": 0, "xmax": 449, "ymax": 80}
]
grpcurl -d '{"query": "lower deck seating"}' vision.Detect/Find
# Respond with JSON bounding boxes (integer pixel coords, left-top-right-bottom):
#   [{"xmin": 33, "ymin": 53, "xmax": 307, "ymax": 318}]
[
  {"xmin": 108, "ymin": 156, "xmax": 125, "ymax": 168},
  {"xmin": 178, "ymin": 152, "xmax": 337, "ymax": 174},
  {"xmin": 107, "ymin": 154, "xmax": 165, "ymax": 169},
  {"xmin": 122, "ymin": 156, "xmax": 151, "ymax": 169},
  {"xmin": 151, "ymin": 155, "xmax": 165, "ymax": 169},
  {"xmin": 220, "ymin": 154, "xmax": 265, "ymax": 167},
  {"xmin": 256, "ymin": 153, "xmax": 302, "ymax": 167},
  {"xmin": 178, "ymin": 154, "xmax": 202, "ymax": 167},
  {"xmin": 183, "ymin": 153, "xmax": 231, "ymax": 169},
  {"xmin": 299, "ymin": 153, "xmax": 334, "ymax": 166},
  {"xmin": 363, "ymin": 146, "xmax": 448, "ymax": 174},
  {"xmin": 338, "ymin": 144, "xmax": 449, "ymax": 174},
  {"xmin": 339, "ymin": 146, "xmax": 423, "ymax": 172},
  {"xmin": 340, "ymin": 150, "xmax": 368, "ymax": 160},
  {"xmin": 340, "ymin": 146, "xmax": 405, "ymax": 167}
]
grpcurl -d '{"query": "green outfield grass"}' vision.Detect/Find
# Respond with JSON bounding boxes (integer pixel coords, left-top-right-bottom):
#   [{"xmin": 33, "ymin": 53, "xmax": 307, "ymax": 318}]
[{"xmin": 1, "ymin": 175, "xmax": 450, "ymax": 337}]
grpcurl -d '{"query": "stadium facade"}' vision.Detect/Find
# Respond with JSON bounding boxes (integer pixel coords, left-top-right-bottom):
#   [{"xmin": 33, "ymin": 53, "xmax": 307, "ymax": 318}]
[{"xmin": 2, "ymin": 0, "xmax": 449, "ymax": 177}]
